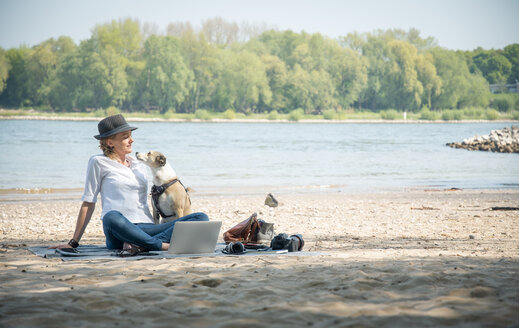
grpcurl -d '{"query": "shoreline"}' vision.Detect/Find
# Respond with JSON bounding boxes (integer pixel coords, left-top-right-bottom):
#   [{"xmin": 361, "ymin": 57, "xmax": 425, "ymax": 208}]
[
  {"xmin": 1, "ymin": 113, "xmax": 517, "ymax": 124},
  {"xmin": 1, "ymin": 185, "xmax": 519, "ymax": 203}
]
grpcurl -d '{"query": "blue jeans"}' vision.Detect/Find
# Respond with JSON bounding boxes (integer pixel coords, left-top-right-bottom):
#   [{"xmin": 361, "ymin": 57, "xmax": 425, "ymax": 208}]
[{"xmin": 102, "ymin": 211, "xmax": 209, "ymax": 251}]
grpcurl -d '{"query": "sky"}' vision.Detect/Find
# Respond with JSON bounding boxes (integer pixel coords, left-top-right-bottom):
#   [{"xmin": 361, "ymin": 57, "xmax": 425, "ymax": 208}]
[{"xmin": 0, "ymin": 0, "xmax": 518, "ymax": 51}]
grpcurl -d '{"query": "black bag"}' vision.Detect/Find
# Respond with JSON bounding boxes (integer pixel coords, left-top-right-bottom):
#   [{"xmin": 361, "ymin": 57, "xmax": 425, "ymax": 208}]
[{"xmin": 270, "ymin": 233, "xmax": 304, "ymax": 252}]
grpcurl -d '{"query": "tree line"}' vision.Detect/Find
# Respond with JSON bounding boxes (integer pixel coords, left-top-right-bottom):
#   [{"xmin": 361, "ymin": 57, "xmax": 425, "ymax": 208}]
[{"xmin": 0, "ymin": 18, "xmax": 517, "ymax": 114}]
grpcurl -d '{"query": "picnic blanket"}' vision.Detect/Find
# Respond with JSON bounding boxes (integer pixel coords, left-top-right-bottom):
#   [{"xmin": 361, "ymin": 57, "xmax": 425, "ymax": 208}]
[{"xmin": 29, "ymin": 244, "xmax": 323, "ymax": 261}]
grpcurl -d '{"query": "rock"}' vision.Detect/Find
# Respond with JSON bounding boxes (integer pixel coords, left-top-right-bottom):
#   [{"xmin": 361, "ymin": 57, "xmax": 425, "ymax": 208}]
[
  {"xmin": 264, "ymin": 193, "xmax": 279, "ymax": 207},
  {"xmin": 447, "ymin": 125, "xmax": 519, "ymax": 153}
]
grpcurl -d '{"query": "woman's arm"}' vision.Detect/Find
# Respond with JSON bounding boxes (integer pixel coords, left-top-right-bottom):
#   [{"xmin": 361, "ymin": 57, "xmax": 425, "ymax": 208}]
[{"xmin": 50, "ymin": 201, "xmax": 96, "ymax": 249}]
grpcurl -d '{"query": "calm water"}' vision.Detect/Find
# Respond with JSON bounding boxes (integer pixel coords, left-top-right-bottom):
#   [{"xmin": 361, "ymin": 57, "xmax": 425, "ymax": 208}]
[{"xmin": 0, "ymin": 120, "xmax": 518, "ymax": 194}]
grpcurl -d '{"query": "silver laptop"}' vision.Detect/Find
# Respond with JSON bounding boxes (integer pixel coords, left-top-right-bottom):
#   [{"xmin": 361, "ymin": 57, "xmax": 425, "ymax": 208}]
[{"xmin": 168, "ymin": 221, "xmax": 222, "ymax": 254}]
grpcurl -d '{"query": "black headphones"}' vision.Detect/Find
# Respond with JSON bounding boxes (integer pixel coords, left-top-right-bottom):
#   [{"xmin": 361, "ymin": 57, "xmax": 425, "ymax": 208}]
[{"xmin": 222, "ymin": 242, "xmax": 246, "ymax": 255}]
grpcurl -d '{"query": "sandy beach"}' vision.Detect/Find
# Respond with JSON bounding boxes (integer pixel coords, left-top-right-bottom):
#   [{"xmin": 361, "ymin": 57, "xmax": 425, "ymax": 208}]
[{"xmin": 1, "ymin": 189, "xmax": 519, "ymax": 327}]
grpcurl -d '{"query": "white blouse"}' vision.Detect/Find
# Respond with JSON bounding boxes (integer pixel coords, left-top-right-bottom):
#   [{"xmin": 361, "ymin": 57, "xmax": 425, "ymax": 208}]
[{"xmin": 82, "ymin": 154, "xmax": 154, "ymax": 224}]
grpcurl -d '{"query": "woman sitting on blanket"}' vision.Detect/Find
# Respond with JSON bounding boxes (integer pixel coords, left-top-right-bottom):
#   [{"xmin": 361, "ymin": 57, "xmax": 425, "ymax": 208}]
[{"xmin": 52, "ymin": 114, "xmax": 209, "ymax": 252}]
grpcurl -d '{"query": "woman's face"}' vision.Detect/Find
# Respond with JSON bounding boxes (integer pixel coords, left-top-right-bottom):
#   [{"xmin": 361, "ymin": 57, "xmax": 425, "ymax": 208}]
[{"xmin": 107, "ymin": 130, "xmax": 134, "ymax": 156}]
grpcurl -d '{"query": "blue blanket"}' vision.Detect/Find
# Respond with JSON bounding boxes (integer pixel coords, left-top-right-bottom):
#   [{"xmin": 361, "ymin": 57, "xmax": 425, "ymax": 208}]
[{"xmin": 29, "ymin": 244, "xmax": 321, "ymax": 261}]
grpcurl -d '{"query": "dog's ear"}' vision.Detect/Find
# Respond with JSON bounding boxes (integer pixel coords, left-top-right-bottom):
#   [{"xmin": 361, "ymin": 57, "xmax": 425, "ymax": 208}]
[{"xmin": 157, "ymin": 154, "xmax": 167, "ymax": 167}]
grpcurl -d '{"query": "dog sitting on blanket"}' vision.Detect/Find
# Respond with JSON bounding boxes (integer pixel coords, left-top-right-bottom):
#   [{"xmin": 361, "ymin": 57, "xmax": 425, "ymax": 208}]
[{"xmin": 136, "ymin": 151, "xmax": 192, "ymax": 224}]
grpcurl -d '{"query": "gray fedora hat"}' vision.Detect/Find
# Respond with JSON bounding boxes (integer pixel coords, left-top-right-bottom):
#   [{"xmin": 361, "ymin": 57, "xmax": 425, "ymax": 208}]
[{"xmin": 94, "ymin": 114, "xmax": 137, "ymax": 140}]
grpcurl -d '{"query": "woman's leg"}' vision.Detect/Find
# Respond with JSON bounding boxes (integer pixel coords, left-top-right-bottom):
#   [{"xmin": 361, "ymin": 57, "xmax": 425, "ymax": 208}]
[
  {"xmin": 102, "ymin": 210, "xmax": 163, "ymax": 251},
  {"xmin": 137, "ymin": 212, "xmax": 209, "ymax": 244}
]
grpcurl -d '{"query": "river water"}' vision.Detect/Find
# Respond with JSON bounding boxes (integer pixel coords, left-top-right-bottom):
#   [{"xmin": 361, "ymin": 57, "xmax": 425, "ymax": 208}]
[{"xmin": 0, "ymin": 120, "xmax": 517, "ymax": 196}]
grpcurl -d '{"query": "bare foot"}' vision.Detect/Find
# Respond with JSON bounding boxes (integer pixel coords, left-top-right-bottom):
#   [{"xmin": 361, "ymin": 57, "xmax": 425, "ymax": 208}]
[{"xmin": 123, "ymin": 242, "xmax": 148, "ymax": 255}]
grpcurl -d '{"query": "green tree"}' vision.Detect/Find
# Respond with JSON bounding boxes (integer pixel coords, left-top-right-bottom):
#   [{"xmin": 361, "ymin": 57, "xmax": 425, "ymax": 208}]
[
  {"xmin": 0, "ymin": 47, "xmax": 31, "ymax": 107},
  {"xmin": 342, "ymin": 31, "xmax": 391, "ymax": 110},
  {"xmin": 502, "ymin": 44, "xmax": 519, "ymax": 84},
  {"xmin": 327, "ymin": 42, "xmax": 367, "ymax": 109},
  {"xmin": 50, "ymin": 39, "xmax": 115, "ymax": 110},
  {"xmin": 429, "ymin": 47, "xmax": 489, "ymax": 109},
  {"xmin": 482, "ymin": 54, "xmax": 512, "ymax": 84},
  {"xmin": 341, "ymin": 29, "xmax": 438, "ymax": 111},
  {"xmin": 459, "ymin": 73, "xmax": 490, "ymax": 108},
  {"xmin": 91, "ymin": 18, "xmax": 144, "ymax": 108},
  {"xmin": 41, "ymin": 37, "xmax": 77, "ymax": 108},
  {"xmin": 99, "ymin": 46, "xmax": 128, "ymax": 107},
  {"xmin": 429, "ymin": 48, "xmax": 468, "ymax": 109},
  {"xmin": 211, "ymin": 50, "xmax": 271, "ymax": 112},
  {"xmin": 472, "ymin": 50, "xmax": 512, "ymax": 84},
  {"xmin": 0, "ymin": 22, "xmax": 508, "ymax": 113},
  {"xmin": 0, "ymin": 48, "xmax": 9, "ymax": 94},
  {"xmin": 140, "ymin": 35, "xmax": 193, "ymax": 112},
  {"xmin": 385, "ymin": 40, "xmax": 424, "ymax": 111},
  {"xmin": 307, "ymin": 69, "xmax": 335, "ymax": 111},
  {"xmin": 25, "ymin": 41, "xmax": 56, "ymax": 107},
  {"xmin": 292, "ymin": 33, "xmax": 368, "ymax": 110},
  {"xmin": 47, "ymin": 49, "xmax": 78, "ymax": 110},
  {"xmin": 292, "ymin": 33, "xmax": 331, "ymax": 72},
  {"xmin": 232, "ymin": 51, "xmax": 271, "ymax": 112},
  {"xmin": 258, "ymin": 30, "xmax": 306, "ymax": 69},
  {"xmin": 124, "ymin": 57, "xmax": 146, "ymax": 111},
  {"xmin": 284, "ymin": 64, "xmax": 311, "ymax": 111},
  {"xmin": 74, "ymin": 40, "xmax": 112, "ymax": 109},
  {"xmin": 284, "ymin": 64, "xmax": 334, "ymax": 112},
  {"xmin": 178, "ymin": 31, "xmax": 218, "ymax": 113},
  {"xmin": 258, "ymin": 31, "xmax": 368, "ymax": 112},
  {"xmin": 48, "ymin": 20, "xmax": 142, "ymax": 111},
  {"xmin": 259, "ymin": 54, "xmax": 289, "ymax": 111},
  {"xmin": 416, "ymin": 53, "xmax": 442, "ymax": 109},
  {"xmin": 92, "ymin": 18, "xmax": 142, "ymax": 59},
  {"xmin": 23, "ymin": 37, "xmax": 76, "ymax": 108}
]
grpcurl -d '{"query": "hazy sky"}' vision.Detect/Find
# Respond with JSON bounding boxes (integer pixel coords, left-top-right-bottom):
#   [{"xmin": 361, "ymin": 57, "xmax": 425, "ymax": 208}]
[{"xmin": 1, "ymin": 0, "xmax": 518, "ymax": 50}]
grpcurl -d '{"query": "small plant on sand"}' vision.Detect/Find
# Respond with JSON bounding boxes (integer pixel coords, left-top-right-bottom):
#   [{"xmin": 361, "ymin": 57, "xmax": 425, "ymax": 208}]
[
  {"xmin": 163, "ymin": 108, "xmax": 176, "ymax": 119},
  {"xmin": 106, "ymin": 106, "xmax": 121, "ymax": 116},
  {"xmin": 323, "ymin": 109, "xmax": 337, "ymax": 120},
  {"xmin": 94, "ymin": 109, "xmax": 106, "ymax": 117},
  {"xmin": 462, "ymin": 107, "xmax": 484, "ymax": 119},
  {"xmin": 267, "ymin": 110, "xmax": 279, "ymax": 120},
  {"xmin": 492, "ymin": 94, "xmax": 515, "ymax": 112},
  {"xmin": 380, "ymin": 109, "xmax": 399, "ymax": 120},
  {"xmin": 441, "ymin": 109, "xmax": 463, "ymax": 121},
  {"xmin": 195, "ymin": 109, "xmax": 212, "ymax": 120},
  {"xmin": 485, "ymin": 109, "xmax": 499, "ymax": 120},
  {"xmin": 288, "ymin": 108, "xmax": 304, "ymax": 121},
  {"xmin": 419, "ymin": 107, "xmax": 439, "ymax": 120},
  {"xmin": 223, "ymin": 109, "xmax": 236, "ymax": 119}
]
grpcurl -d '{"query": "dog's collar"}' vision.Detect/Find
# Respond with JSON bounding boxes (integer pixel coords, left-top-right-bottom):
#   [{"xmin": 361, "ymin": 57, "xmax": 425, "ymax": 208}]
[{"xmin": 151, "ymin": 179, "xmax": 179, "ymax": 197}]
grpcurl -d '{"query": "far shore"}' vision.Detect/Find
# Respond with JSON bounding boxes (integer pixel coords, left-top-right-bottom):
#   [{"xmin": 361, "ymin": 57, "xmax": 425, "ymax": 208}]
[{"xmin": 0, "ymin": 113, "xmax": 517, "ymax": 124}]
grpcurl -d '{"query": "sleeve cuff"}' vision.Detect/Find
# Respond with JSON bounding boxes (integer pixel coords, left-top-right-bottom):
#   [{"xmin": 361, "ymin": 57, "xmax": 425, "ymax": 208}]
[{"xmin": 81, "ymin": 194, "xmax": 97, "ymax": 203}]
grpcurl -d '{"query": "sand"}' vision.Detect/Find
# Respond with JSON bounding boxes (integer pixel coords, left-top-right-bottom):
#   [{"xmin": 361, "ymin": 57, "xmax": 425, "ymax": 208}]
[{"xmin": 1, "ymin": 189, "xmax": 518, "ymax": 327}]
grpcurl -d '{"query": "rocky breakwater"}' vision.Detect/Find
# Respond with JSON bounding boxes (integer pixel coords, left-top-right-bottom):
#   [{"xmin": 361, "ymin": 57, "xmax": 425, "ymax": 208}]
[{"xmin": 447, "ymin": 125, "xmax": 519, "ymax": 153}]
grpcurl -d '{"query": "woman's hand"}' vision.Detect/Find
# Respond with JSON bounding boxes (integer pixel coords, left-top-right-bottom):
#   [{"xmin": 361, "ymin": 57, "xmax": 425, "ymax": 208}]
[
  {"xmin": 49, "ymin": 243, "xmax": 73, "ymax": 249},
  {"xmin": 49, "ymin": 202, "xmax": 95, "ymax": 250}
]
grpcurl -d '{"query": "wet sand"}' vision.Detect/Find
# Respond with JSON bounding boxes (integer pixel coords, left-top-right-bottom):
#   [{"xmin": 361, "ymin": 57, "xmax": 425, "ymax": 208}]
[{"xmin": 1, "ymin": 189, "xmax": 519, "ymax": 327}]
